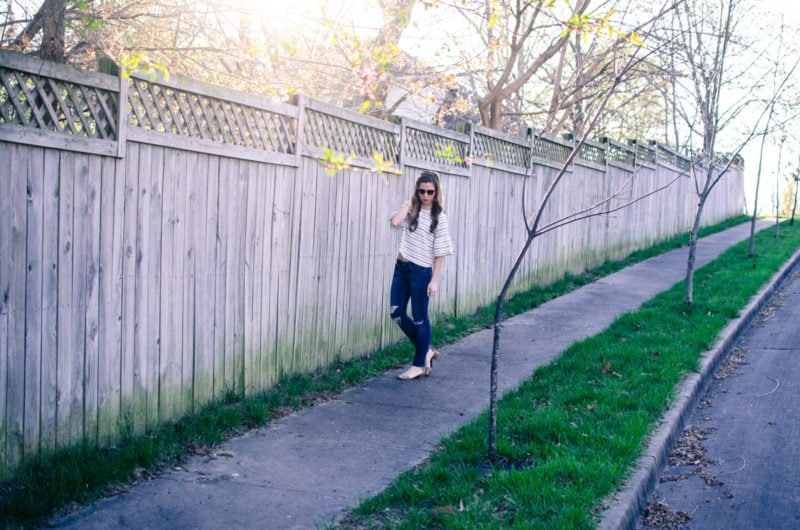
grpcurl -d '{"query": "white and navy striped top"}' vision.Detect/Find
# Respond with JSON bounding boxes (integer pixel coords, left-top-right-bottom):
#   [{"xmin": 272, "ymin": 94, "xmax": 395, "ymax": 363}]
[{"xmin": 393, "ymin": 208, "xmax": 453, "ymax": 267}]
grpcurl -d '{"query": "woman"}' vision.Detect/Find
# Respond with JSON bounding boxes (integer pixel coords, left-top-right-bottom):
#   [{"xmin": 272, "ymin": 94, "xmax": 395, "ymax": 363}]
[{"xmin": 389, "ymin": 171, "xmax": 453, "ymax": 380}]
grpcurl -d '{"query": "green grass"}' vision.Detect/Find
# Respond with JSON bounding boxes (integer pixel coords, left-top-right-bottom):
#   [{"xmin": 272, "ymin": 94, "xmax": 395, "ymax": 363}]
[
  {"xmin": 0, "ymin": 215, "xmax": 755, "ymax": 527},
  {"xmin": 339, "ymin": 219, "xmax": 800, "ymax": 529}
]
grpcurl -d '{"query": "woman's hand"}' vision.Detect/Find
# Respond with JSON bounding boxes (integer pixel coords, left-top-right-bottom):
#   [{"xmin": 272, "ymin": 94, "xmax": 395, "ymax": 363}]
[
  {"xmin": 427, "ymin": 281, "xmax": 438, "ymax": 297},
  {"xmin": 390, "ymin": 196, "xmax": 413, "ymax": 227},
  {"xmin": 429, "ymin": 257, "xmax": 445, "ymax": 298}
]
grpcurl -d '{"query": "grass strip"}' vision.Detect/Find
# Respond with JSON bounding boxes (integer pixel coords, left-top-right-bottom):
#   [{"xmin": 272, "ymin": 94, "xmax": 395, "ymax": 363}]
[
  {"xmin": 0, "ymin": 215, "xmax": 751, "ymax": 527},
  {"xmin": 339, "ymin": 220, "xmax": 800, "ymax": 529}
]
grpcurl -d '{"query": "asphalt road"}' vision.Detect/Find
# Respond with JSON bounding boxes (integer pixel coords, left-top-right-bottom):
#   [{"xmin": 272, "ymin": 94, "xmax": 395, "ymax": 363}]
[{"xmin": 638, "ymin": 264, "xmax": 800, "ymax": 530}]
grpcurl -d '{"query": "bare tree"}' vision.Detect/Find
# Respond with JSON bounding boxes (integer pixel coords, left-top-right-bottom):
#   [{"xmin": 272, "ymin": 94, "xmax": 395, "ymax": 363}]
[
  {"xmin": 431, "ymin": 0, "xmax": 658, "ymax": 132},
  {"xmin": 659, "ymin": 0, "xmax": 800, "ymax": 303},
  {"xmin": 746, "ymin": 41, "xmax": 800, "ymax": 256},
  {"xmin": 478, "ymin": 0, "xmax": 590, "ymax": 129},
  {"xmin": 677, "ymin": 0, "xmax": 737, "ymax": 303},
  {"xmin": 666, "ymin": 0, "xmax": 782, "ymax": 303},
  {"xmin": 486, "ymin": 2, "xmax": 677, "ymax": 462},
  {"xmin": 323, "ymin": 0, "xmax": 671, "ymax": 129}
]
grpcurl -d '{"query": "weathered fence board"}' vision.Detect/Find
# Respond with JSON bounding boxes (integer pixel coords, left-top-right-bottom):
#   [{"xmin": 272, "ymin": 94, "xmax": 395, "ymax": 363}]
[
  {"xmin": 195, "ymin": 153, "xmax": 218, "ymax": 405},
  {"xmin": 271, "ymin": 166, "xmax": 291, "ymax": 378},
  {"xmin": 177, "ymin": 152, "xmax": 193, "ymax": 415},
  {"xmin": 23, "ymin": 146, "xmax": 43, "ymax": 460},
  {"xmin": 119, "ymin": 142, "xmax": 138, "ymax": 434},
  {"xmin": 7, "ymin": 144, "xmax": 26, "ymax": 468},
  {"xmin": 41, "ymin": 149, "xmax": 60, "ymax": 453},
  {"xmin": 70, "ymin": 153, "xmax": 89, "ymax": 444},
  {"xmin": 0, "ymin": 50, "xmax": 746, "ymax": 476},
  {"xmin": 97, "ymin": 156, "xmax": 123, "ymax": 444},
  {"xmin": 0, "ymin": 141, "xmax": 8, "ymax": 477},
  {"xmin": 54, "ymin": 152, "xmax": 72, "ymax": 447},
  {"xmin": 158, "ymin": 146, "xmax": 179, "ymax": 422},
  {"xmin": 85, "ymin": 154, "xmax": 102, "ymax": 443},
  {"xmin": 214, "ymin": 157, "xmax": 232, "ymax": 395}
]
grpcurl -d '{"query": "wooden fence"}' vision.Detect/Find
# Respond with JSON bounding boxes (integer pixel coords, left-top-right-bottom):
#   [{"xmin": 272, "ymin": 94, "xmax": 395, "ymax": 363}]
[{"xmin": 0, "ymin": 50, "xmax": 744, "ymax": 477}]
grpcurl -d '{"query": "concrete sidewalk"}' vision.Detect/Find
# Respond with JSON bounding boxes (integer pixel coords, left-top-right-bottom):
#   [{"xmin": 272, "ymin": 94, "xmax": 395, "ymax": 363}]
[{"xmin": 55, "ymin": 220, "xmax": 777, "ymax": 529}]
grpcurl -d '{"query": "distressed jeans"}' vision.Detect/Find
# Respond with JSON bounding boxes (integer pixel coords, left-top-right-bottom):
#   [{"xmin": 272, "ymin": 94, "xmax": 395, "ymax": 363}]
[{"xmin": 389, "ymin": 259, "xmax": 432, "ymax": 367}]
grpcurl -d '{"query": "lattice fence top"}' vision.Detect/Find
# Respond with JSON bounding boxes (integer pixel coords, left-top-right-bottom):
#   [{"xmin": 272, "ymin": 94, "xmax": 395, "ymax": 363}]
[
  {"xmin": 304, "ymin": 108, "xmax": 398, "ymax": 161},
  {"xmin": 676, "ymin": 155, "xmax": 691, "ymax": 170},
  {"xmin": 577, "ymin": 141, "xmax": 606, "ymax": 165},
  {"xmin": 657, "ymin": 145, "xmax": 691, "ymax": 170},
  {"xmin": 716, "ymin": 153, "xmax": 743, "ymax": 169},
  {"xmin": 634, "ymin": 142, "xmax": 656, "ymax": 165},
  {"xmin": 531, "ymin": 135, "xmax": 571, "ymax": 164},
  {"xmin": 128, "ymin": 78, "xmax": 296, "ymax": 153},
  {"xmin": 402, "ymin": 125, "xmax": 468, "ymax": 168},
  {"xmin": 0, "ymin": 52, "xmax": 721, "ymax": 172},
  {"xmin": 606, "ymin": 141, "xmax": 635, "ymax": 166},
  {"xmin": 472, "ymin": 131, "xmax": 529, "ymax": 167},
  {"xmin": 0, "ymin": 64, "xmax": 118, "ymax": 140}
]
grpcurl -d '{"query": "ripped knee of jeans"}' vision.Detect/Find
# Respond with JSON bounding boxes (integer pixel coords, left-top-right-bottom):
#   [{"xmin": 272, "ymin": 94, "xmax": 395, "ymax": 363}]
[
  {"xmin": 389, "ymin": 306, "xmax": 401, "ymax": 324},
  {"xmin": 414, "ymin": 320, "xmax": 425, "ymax": 327}
]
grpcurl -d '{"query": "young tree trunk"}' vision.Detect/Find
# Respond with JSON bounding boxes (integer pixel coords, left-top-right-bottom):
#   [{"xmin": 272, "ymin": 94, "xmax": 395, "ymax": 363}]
[
  {"xmin": 748, "ymin": 207, "xmax": 758, "ymax": 257},
  {"xmin": 684, "ymin": 199, "xmax": 704, "ymax": 305},
  {"xmin": 488, "ymin": 235, "xmax": 536, "ymax": 461},
  {"xmin": 749, "ymin": 121, "xmax": 772, "ymax": 257},
  {"xmin": 791, "ymin": 178, "xmax": 799, "ymax": 226},
  {"xmin": 775, "ymin": 132, "xmax": 785, "ymax": 238}
]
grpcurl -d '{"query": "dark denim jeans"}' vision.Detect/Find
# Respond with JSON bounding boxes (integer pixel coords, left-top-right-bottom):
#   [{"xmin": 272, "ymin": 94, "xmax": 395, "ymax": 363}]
[{"xmin": 389, "ymin": 260, "xmax": 432, "ymax": 367}]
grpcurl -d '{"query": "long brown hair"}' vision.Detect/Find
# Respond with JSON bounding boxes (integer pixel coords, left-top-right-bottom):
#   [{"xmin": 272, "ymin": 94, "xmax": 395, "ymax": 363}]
[{"xmin": 408, "ymin": 171, "xmax": 444, "ymax": 233}]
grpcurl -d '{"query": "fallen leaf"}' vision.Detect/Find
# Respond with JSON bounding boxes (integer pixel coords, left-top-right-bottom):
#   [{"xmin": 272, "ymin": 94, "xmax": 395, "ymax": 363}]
[{"xmin": 601, "ymin": 362, "xmax": 612, "ymax": 374}]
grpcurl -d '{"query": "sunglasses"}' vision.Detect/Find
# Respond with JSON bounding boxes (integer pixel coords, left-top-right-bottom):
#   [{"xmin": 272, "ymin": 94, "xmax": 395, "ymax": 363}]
[{"xmin": 417, "ymin": 188, "xmax": 436, "ymax": 196}]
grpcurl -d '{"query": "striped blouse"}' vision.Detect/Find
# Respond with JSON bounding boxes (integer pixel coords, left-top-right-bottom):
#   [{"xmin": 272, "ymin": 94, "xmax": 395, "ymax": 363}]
[{"xmin": 393, "ymin": 208, "xmax": 453, "ymax": 267}]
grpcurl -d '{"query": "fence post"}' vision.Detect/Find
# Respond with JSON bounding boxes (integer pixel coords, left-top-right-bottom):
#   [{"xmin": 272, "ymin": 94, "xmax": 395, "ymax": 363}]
[
  {"xmin": 292, "ymin": 94, "xmax": 307, "ymax": 167},
  {"xmin": 116, "ymin": 73, "xmax": 128, "ymax": 159},
  {"xmin": 391, "ymin": 115, "xmax": 405, "ymax": 174},
  {"xmin": 457, "ymin": 121, "xmax": 474, "ymax": 177}
]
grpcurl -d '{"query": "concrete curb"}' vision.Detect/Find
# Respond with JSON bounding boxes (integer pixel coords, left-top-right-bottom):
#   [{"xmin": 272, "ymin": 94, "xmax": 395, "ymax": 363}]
[{"xmin": 597, "ymin": 245, "xmax": 800, "ymax": 530}]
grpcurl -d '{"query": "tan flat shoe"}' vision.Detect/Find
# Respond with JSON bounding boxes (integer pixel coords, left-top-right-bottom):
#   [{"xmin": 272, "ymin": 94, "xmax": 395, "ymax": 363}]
[
  {"xmin": 397, "ymin": 366, "xmax": 426, "ymax": 380},
  {"xmin": 424, "ymin": 348, "xmax": 440, "ymax": 376}
]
